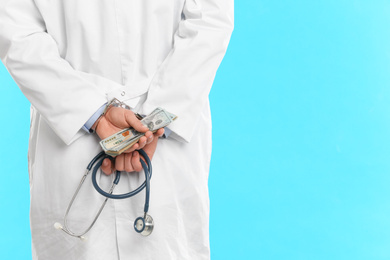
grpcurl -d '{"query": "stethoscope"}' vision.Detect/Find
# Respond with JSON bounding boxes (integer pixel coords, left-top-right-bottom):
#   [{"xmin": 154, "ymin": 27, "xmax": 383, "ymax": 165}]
[{"xmin": 54, "ymin": 149, "xmax": 154, "ymax": 240}]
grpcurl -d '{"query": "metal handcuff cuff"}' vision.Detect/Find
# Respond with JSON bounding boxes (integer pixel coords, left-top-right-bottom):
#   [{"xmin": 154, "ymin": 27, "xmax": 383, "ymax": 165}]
[{"xmin": 54, "ymin": 99, "xmax": 154, "ymax": 240}]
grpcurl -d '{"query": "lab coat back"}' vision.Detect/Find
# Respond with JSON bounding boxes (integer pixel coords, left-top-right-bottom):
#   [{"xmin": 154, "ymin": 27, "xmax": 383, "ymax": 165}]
[{"xmin": 0, "ymin": 0, "xmax": 233, "ymax": 259}]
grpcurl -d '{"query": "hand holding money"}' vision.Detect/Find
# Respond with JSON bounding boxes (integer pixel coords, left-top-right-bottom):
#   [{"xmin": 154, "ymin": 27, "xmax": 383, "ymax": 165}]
[
  {"xmin": 99, "ymin": 107, "xmax": 177, "ymax": 157},
  {"xmin": 100, "ymin": 128, "xmax": 165, "ymax": 175},
  {"xmin": 94, "ymin": 106, "xmax": 153, "ymax": 154}
]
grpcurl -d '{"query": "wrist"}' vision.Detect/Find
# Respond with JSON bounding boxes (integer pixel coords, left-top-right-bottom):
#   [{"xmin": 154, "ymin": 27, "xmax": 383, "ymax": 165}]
[
  {"xmin": 91, "ymin": 115, "xmax": 103, "ymax": 132},
  {"xmin": 90, "ymin": 100, "xmax": 117, "ymax": 134}
]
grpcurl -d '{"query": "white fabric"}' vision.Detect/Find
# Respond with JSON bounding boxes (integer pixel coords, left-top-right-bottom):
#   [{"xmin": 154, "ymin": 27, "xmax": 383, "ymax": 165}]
[{"xmin": 0, "ymin": 0, "xmax": 233, "ymax": 259}]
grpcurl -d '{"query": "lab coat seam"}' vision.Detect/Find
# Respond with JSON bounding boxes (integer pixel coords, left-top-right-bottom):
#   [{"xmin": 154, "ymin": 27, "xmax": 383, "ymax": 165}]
[{"xmin": 113, "ymin": 0, "xmax": 125, "ymax": 86}]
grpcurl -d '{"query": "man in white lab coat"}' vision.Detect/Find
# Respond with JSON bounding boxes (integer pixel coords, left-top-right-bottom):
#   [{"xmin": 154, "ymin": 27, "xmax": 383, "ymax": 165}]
[{"xmin": 0, "ymin": 0, "xmax": 233, "ymax": 259}]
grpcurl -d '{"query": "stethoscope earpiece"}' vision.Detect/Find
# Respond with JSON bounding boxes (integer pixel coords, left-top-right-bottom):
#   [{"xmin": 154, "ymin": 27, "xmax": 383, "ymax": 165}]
[{"xmin": 134, "ymin": 214, "xmax": 154, "ymax": 236}]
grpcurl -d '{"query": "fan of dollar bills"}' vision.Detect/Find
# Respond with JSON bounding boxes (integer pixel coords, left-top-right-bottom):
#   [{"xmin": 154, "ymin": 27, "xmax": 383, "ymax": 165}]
[{"xmin": 100, "ymin": 108, "xmax": 177, "ymax": 157}]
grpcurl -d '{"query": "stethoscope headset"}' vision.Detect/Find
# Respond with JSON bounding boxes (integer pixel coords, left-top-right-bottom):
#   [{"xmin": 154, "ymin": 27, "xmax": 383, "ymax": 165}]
[{"xmin": 54, "ymin": 149, "xmax": 154, "ymax": 240}]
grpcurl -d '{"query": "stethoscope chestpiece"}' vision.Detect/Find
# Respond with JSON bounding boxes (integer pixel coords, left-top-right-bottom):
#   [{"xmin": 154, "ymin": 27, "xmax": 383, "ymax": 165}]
[{"xmin": 134, "ymin": 214, "xmax": 154, "ymax": 236}]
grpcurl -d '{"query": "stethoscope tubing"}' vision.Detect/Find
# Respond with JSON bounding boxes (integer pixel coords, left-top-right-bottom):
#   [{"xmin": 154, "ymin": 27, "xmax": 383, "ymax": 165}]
[
  {"xmin": 57, "ymin": 149, "xmax": 152, "ymax": 239},
  {"xmin": 91, "ymin": 149, "xmax": 152, "ymax": 212}
]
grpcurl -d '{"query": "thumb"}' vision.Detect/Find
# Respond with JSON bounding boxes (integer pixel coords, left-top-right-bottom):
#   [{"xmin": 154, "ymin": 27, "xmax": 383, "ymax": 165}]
[{"xmin": 124, "ymin": 110, "xmax": 149, "ymax": 132}]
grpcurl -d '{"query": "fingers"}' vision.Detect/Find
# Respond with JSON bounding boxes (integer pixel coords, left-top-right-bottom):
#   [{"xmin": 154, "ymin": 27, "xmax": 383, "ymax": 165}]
[
  {"xmin": 145, "ymin": 131, "xmax": 153, "ymax": 144},
  {"xmin": 142, "ymin": 130, "xmax": 162, "ymax": 161},
  {"xmin": 104, "ymin": 128, "xmax": 163, "ymax": 174},
  {"xmin": 131, "ymin": 151, "xmax": 143, "ymax": 172},
  {"xmin": 123, "ymin": 131, "xmax": 152, "ymax": 153},
  {"xmin": 123, "ymin": 143, "xmax": 139, "ymax": 153},
  {"xmin": 137, "ymin": 136, "xmax": 148, "ymax": 150},
  {"xmin": 115, "ymin": 154, "xmax": 125, "ymax": 172},
  {"xmin": 134, "ymin": 129, "xmax": 162, "ymax": 150},
  {"xmin": 124, "ymin": 110, "xmax": 149, "ymax": 132},
  {"xmin": 101, "ymin": 152, "xmax": 145, "ymax": 174},
  {"xmin": 155, "ymin": 128, "xmax": 165, "ymax": 137},
  {"xmin": 103, "ymin": 107, "xmax": 148, "ymax": 134},
  {"xmin": 101, "ymin": 158, "xmax": 113, "ymax": 175},
  {"xmin": 124, "ymin": 153, "xmax": 134, "ymax": 172},
  {"xmin": 114, "ymin": 152, "xmax": 142, "ymax": 173}
]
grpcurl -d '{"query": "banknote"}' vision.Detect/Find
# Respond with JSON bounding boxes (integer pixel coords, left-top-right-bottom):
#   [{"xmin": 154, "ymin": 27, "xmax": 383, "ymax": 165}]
[
  {"xmin": 149, "ymin": 108, "xmax": 177, "ymax": 121},
  {"xmin": 112, "ymin": 109, "xmax": 172, "ymax": 150},
  {"xmin": 107, "ymin": 109, "xmax": 173, "ymax": 154},
  {"xmin": 100, "ymin": 108, "xmax": 176, "ymax": 156},
  {"xmin": 141, "ymin": 109, "xmax": 172, "ymax": 131},
  {"xmin": 100, "ymin": 128, "xmax": 140, "ymax": 151}
]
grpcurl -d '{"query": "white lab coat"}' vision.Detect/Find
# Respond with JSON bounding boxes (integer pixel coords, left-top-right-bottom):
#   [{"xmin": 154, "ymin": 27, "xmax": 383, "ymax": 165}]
[{"xmin": 0, "ymin": 0, "xmax": 233, "ymax": 259}]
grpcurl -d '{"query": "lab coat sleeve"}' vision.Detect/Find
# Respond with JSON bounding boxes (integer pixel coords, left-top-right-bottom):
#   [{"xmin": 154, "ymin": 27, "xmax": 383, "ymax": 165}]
[
  {"xmin": 0, "ymin": 0, "xmax": 124, "ymax": 145},
  {"xmin": 139, "ymin": 0, "xmax": 234, "ymax": 143}
]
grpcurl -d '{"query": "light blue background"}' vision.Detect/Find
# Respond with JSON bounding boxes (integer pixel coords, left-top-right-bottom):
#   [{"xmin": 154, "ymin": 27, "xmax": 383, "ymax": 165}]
[{"xmin": 1, "ymin": 1, "xmax": 390, "ymax": 259}]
